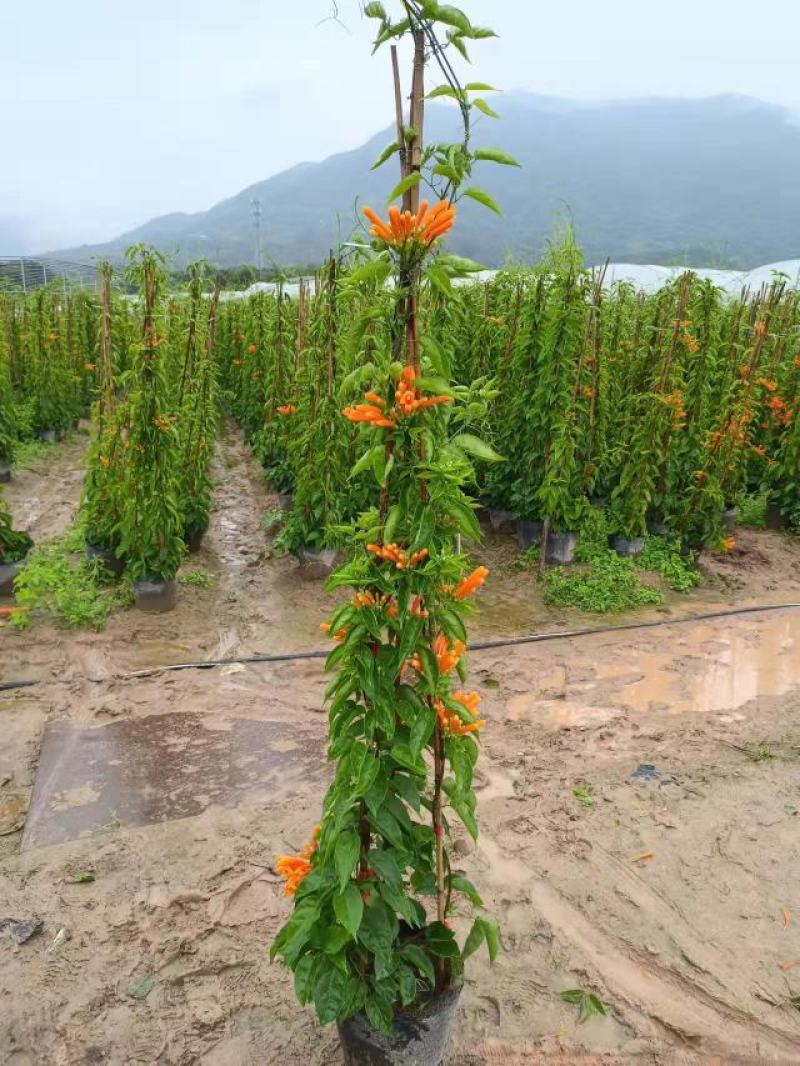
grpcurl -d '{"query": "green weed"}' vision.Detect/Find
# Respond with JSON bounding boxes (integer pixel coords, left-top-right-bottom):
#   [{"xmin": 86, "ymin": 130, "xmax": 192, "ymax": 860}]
[
  {"xmin": 12, "ymin": 532, "xmax": 132, "ymax": 631},
  {"xmin": 560, "ymin": 988, "xmax": 607, "ymax": 1022},
  {"xmin": 178, "ymin": 567, "xmax": 214, "ymax": 588},
  {"xmin": 543, "ymin": 551, "xmax": 663, "ymax": 613},
  {"xmin": 573, "ymin": 785, "xmax": 595, "ymax": 808},
  {"xmin": 738, "ymin": 494, "xmax": 767, "ymax": 529},
  {"xmin": 639, "ymin": 536, "xmax": 700, "ymax": 592}
]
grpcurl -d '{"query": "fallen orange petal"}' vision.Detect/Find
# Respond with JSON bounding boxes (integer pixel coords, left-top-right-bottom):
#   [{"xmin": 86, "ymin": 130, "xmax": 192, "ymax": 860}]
[{"xmin": 633, "ymin": 850, "xmax": 655, "ymax": 863}]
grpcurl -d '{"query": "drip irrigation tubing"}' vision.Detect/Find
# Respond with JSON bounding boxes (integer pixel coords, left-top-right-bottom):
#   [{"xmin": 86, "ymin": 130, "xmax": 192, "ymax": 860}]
[{"xmin": 1, "ymin": 602, "xmax": 799, "ymax": 693}]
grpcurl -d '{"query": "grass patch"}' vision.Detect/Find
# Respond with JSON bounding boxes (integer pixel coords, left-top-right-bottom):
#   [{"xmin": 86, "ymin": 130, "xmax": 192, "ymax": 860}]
[
  {"xmin": 178, "ymin": 567, "xmax": 214, "ymax": 588},
  {"xmin": 13, "ymin": 438, "xmax": 55, "ymax": 468},
  {"xmin": 535, "ymin": 508, "xmax": 699, "ymax": 613},
  {"xmin": 738, "ymin": 494, "xmax": 767, "ymax": 529},
  {"xmin": 11, "ymin": 524, "xmax": 132, "ymax": 631}
]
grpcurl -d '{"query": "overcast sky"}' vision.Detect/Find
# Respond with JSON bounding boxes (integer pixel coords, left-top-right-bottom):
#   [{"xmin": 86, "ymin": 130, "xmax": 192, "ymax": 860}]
[{"xmin": 3, "ymin": 0, "xmax": 800, "ymax": 253}]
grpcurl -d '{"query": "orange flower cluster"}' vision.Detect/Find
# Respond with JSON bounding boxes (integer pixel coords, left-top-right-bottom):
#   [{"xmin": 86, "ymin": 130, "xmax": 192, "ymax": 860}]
[
  {"xmin": 409, "ymin": 595, "xmax": 429, "ymax": 619},
  {"xmin": 343, "ymin": 401, "xmax": 396, "ymax": 429},
  {"xmin": 752, "ymin": 444, "xmax": 766, "ymax": 457},
  {"xmin": 275, "ymin": 827, "xmax": 320, "ymax": 896},
  {"xmin": 678, "ymin": 332, "xmax": 699, "ymax": 353},
  {"xmin": 754, "ymin": 321, "xmax": 767, "ymax": 337},
  {"xmin": 320, "ymin": 623, "xmax": 348, "ymax": 641},
  {"xmin": 232, "ymin": 358, "xmax": 241, "ymax": 367},
  {"xmin": 581, "ymin": 386, "xmax": 595, "ymax": 399},
  {"xmin": 153, "ymin": 414, "xmax": 176, "ymax": 431},
  {"xmin": 352, "ymin": 591, "xmax": 376, "ymax": 609},
  {"xmin": 84, "ymin": 362, "xmax": 96, "ymax": 371},
  {"xmin": 433, "ymin": 634, "xmax": 467, "ymax": 674},
  {"xmin": 758, "ymin": 378, "xmax": 778, "ymax": 392},
  {"xmin": 247, "ymin": 343, "xmax": 257, "ymax": 354},
  {"xmin": 722, "ymin": 535, "xmax": 736, "ymax": 553},
  {"xmin": 363, "ymin": 200, "xmax": 456, "ymax": 247},
  {"xmin": 366, "ymin": 543, "xmax": 428, "ymax": 570},
  {"xmin": 277, "ymin": 405, "xmax": 296, "ymax": 415},
  {"xmin": 664, "ymin": 388, "xmax": 686, "ymax": 430},
  {"xmin": 453, "ymin": 566, "xmax": 489, "ymax": 600},
  {"xmin": 435, "ymin": 692, "xmax": 485, "ymax": 736},
  {"xmin": 395, "ymin": 365, "xmax": 452, "ymax": 417}
]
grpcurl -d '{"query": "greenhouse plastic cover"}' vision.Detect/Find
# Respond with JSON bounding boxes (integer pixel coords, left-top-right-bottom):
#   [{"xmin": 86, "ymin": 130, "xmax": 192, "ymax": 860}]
[{"xmin": 225, "ymin": 259, "xmax": 800, "ymax": 300}]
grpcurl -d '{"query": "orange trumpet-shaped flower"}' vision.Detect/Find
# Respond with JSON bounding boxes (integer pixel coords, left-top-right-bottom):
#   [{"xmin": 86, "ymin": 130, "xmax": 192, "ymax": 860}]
[
  {"xmin": 84, "ymin": 362, "xmax": 96, "ymax": 371},
  {"xmin": 363, "ymin": 199, "xmax": 456, "ymax": 248},
  {"xmin": 247, "ymin": 343, "xmax": 257, "ymax": 354},
  {"xmin": 277, "ymin": 405, "xmax": 296, "ymax": 415},
  {"xmin": 366, "ymin": 542, "xmax": 429, "ymax": 570},
  {"xmin": 275, "ymin": 827, "xmax": 320, "ymax": 896},
  {"xmin": 453, "ymin": 566, "xmax": 489, "ymax": 600},
  {"xmin": 394, "ymin": 364, "xmax": 452, "ymax": 418},
  {"xmin": 433, "ymin": 634, "xmax": 466, "ymax": 674},
  {"xmin": 435, "ymin": 692, "xmax": 486, "ymax": 736},
  {"xmin": 343, "ymin": 403, "xmax": 396, "ymax": 428}
]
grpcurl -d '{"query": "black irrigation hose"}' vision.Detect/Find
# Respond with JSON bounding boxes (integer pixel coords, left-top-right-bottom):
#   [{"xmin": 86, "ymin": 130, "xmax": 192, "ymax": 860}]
[
  {"xmin": 2, "ymin": 602, "xmax": 798, "ymax": 693},
  {"xmin": 120, "ymin": 601, "xmax": 800, "ymax": 680}
]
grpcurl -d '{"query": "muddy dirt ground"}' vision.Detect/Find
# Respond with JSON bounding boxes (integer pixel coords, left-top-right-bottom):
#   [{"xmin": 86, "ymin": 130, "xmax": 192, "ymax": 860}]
[{"xmin": 2, "ymin": 427, "xmax": 800, "ymax": 1066}]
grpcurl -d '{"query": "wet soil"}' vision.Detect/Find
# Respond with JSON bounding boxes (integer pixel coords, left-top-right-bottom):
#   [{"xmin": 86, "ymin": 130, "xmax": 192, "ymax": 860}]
[{"xmin": 2, "ymin": 426, "xmax": 800, "ymax": 1065}]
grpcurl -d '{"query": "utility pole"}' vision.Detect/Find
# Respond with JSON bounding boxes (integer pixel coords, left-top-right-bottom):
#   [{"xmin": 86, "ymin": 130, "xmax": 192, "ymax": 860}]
[{"xmin": 251, "ymin": 198, "xmax": 263, "ymax": 273}]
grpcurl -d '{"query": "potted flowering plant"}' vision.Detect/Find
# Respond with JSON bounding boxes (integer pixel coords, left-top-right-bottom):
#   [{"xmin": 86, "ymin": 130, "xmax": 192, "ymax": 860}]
[
  {"xmin": 271, "ymin": 4, "xmax": 511, "ymax": 1060},
  {"xmin": 117, "ymin": 246, "xmax": 185, "ymax": 611}
]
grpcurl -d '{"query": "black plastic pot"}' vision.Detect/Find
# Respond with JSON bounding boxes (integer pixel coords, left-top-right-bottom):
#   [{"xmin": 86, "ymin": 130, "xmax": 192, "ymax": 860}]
[
  {"xmin": 85, "ymin": 543, "xmax": 125, "ymax": 578},
  {"xmin": 0, "ymin": 462, "xmax": 10, "ymax": 484},
  {"xmin": 37, "ymin": 429, "xmax": 56, "ymax": 444},
  {"xmin": 516, "ymin": 519, "xmax": 543, "ymax": 550},
  {"xmin": 185, "ymin": 528, "xmax": 206, "ymax": 554},
  {"xmin": 766, "ymin": 502, "xmax": 788, "ymax": 531},
  {"xmin": 589, "ymin": 494, "xmax": 607, "ymax": 510},
  {"xmin": 647, "ymin": 518, "xmax": 668, "ymax": 537},
  {"xmin": 488, "ymin": 508, "xmax": 515, "ymax": 534},
  {"xmin": 133, "ymin": 579, "xmax": 177, "ymax": 613},
  {"xmin": 277, "ymin": 491, "xmax": 294, "ymax": 512},
  {"xmin": 722, "ymin": 506, "xmax": 737, "ymax": 534},
  {"xmin": 609, "ymin": 534, "xmax": 645, "ymax": 557},
  {"xmin": 0, "ymin": 561, "xmax": 24, "ymax": 598},
  {"xmin": 544, "ymin": 530, "xmax": 578, "ymax": 565},
  {"xmin": 295, "ymin": 546, "xmax": 338, "ymax": 581},
  {"xmin": 337, "ymin": 984, "xmax": 462, "ymax": 1066}
]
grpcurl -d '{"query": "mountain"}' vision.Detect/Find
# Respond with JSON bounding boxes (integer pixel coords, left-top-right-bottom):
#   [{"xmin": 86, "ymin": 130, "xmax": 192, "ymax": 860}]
[{"xmin": 51, "ymin": 94, "xmax": 800, "ymax": 271}]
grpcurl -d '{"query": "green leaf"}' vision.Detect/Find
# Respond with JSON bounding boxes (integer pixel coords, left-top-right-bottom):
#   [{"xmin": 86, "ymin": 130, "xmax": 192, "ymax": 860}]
[
  {"xmin": 383, "ymin": 503, "xmax": 401, "ymax": 544},
  {"xmin": 351, "ymin": 443, "xmax": 384, "ymax": 479},
  {"xmin": 431, "ymin": 162, "xmax": 461, "ymax": 182},
  {"xmin": 427, "ymin": 265, "xmax": 452, "ymax": 299},
  {"xmin": 435, "ymin": 4, "xmax": 472, "ymax": 33},
  {"xmin": 461, "ymin": 186, "xmax": 502, "ymax": 215},
  {"xmin": 386, "ymin": 172, "xmax": 421, "ymax": 204},
  {"xmin": 320, "ymin": 926, "xmax": 352, "ymax": 954},
  {"xmin": 334, "ymin": 884, "xmax": 364, "ymax": 937},
  {"xmin": 462, "ymin": 917, "xmax": 485, "ymax": 959},
  {"xmin": 354, "ymin": 752, "xmax": 381, "ymax": 796},
  {"xmin": 347, "ymin": 257, "xmax": 391, "ymax": 287},
  {"xmin": 473, "ymin": 147, "xmax": 520, "ymax": 167},
  {"xmin": 364, "ymin": 1, "xmax": 387, "ymax": 19},
  {"xmin": 369, "ymin": 848, "xmax": 404, "ymax": 885},
  {"xmin": 314, "ymin": 966, "xmax": 346, "ymax": 1025},
  {"xmin": 450, "ymin": 872, "xmax": 483, "ymax": 907},
  {"xmin": 335, "ymin": 830, "xmax": 361, "ymax": 891},
  {"xmin": 370, "ymin": 140, "xmax": 400, "ymax": 170},
  {"xmin": 426, "ymin": 921, "xmax": 461, "ymax": 958},
  {"xmin": 437, "ymin": 253, "xmax": 485, "ymax": 274},
  {"xmin": 480, "ymin": 915, "xmax": 501, "ymax": 962},
  {"xmin": 472, "ymin": 98, "xmax": 501, "ymax": 119},
  {"xmin": 398, "ymin": 964, "xmax": 417, "ymax": 1006},
  {"xmin": 400, "ymin": 944, "xmax": 435, "ymax": 986},
  {"xmin": 427, "ymin": 84, "xmax": 462, "ymax": 101},
  {"xmin": 450, "ymin": 432, "xmax": 503, "ymax": 461},
  {"xmin": 293, "ymin": 954, "xmax": 317, "ymax": 1004},
  {"xmin": 464, "ymin": 81, "xmax": 497, "ymax": 91},
  {"xmin": 365, "ymin": 993, "xmax": 393, "ymax": 1035}
]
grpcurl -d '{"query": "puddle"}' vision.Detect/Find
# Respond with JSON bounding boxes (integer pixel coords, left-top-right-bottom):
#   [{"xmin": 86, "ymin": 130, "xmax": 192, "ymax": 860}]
[
  {"xmin": 22, "ymin": 713, "xmax": 325, "ymax": 849},
  {"xmin": 504, "ymin": 610, "xmax": 800, "ymax": 726},
  {"xmin": 620, "ymin": 614, "xmax": 800, "ymax": 714}
]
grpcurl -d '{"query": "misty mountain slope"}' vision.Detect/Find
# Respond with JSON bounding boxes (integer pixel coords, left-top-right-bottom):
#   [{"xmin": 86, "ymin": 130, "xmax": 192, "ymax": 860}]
[{"xmin": 52, "ymin": 94, "xmax": 800, "ymax": 270}]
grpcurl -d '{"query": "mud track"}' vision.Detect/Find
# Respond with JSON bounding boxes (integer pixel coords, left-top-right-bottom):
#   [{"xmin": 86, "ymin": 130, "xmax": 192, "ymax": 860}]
[{"xmin": 1, "ymin": 426, "xmax": 800, "ymax": 1065}]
